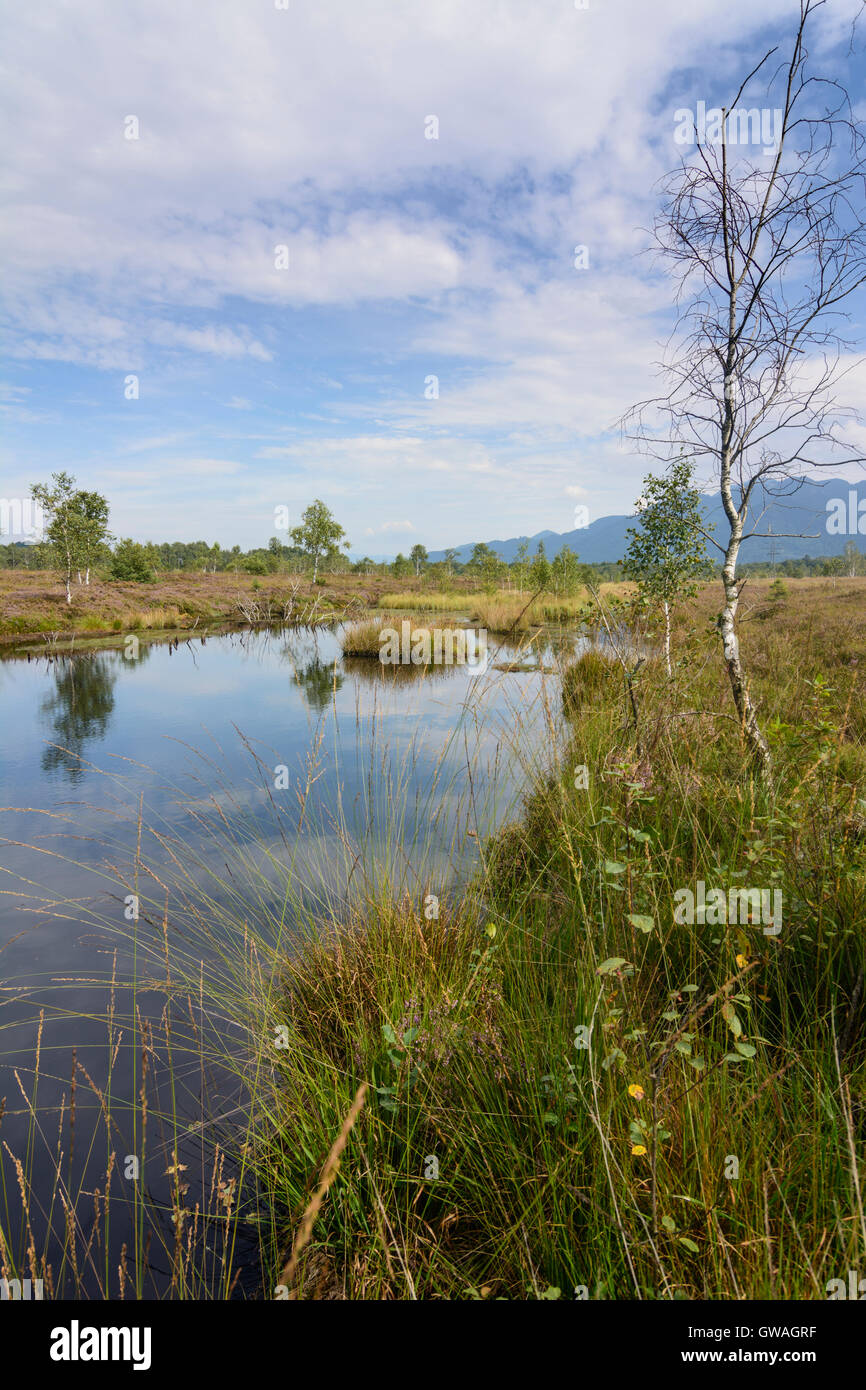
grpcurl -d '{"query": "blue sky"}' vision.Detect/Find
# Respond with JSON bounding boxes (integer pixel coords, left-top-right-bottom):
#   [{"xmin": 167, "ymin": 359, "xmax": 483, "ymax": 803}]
[{"xmin": 2, "ymin": 0, "xmax": 865, "ymax": 556}]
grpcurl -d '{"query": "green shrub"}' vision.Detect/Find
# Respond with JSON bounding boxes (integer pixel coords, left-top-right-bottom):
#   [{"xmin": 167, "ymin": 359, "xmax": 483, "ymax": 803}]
[
  {"xmin": 562, "ymin": 646, "xmax": 616, "ymax": 709},
  {"xmin": 111, "ymin": 539, "xmax": 153, "ymax": 583}
]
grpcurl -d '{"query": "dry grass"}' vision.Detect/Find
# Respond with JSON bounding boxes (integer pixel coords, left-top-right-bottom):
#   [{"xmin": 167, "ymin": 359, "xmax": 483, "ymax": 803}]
[
  {"xmin": 255, "ymin": 576, "xmax": 866, "ymax": 1299},
  {"xmin": 0, "ymin": 570, "xmax": 374, "ymax": 646},
  {"xmin": 340, "ymin": 617, "xmax": 395, "ymax": 657},
  {"xmin": 3, "ymin": 573, "xmax": 865, "ymax": 1301},
  {"xmin": 379, "ymin": 591, "xmax": 469, "ymax": 612},
  {"xmin": 340, "ymin": 614, "xmax": 468, "ymax": 659},
  {"xmin": 467, "ymin": 591, "xmax": 589, "ymax": 632}
]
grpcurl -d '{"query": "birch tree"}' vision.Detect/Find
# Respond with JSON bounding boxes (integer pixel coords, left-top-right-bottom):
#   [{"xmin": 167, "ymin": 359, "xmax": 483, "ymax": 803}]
[
  {"xmin": 290, "ymin": 500, "xmax": 348, "ymax": 583},
  {"xmin": 624, "ymin": 0, "xmax": 866, "ymax": 779},
  {"xmin": 622, "ymin": 460, "xmax": 713, "ymax": 678},
  {"xmin": 72, "ymin": 489, "xmax": 111, "ymax": 584},
  {"xmin": 30, "ymin": 472, "xmax": 80, "ymax": 603}
]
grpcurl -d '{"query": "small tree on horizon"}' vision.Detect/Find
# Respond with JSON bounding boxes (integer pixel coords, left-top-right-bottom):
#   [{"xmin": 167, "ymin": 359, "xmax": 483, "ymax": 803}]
[
  {"xmin": 290, "ymin": 500, "xmax": 349, "ymax": 582},
  {"xmin": 111, "ymin": 538, "xmax": 153, "ymax": 583},
  {"xmin": 30, "ymin": 471, "xmax": 105, "ymax": 604},
  {"xmin": 842, "ymin": 539, "xmax": 863, "ymax": 577},
  {"xmin": 550, "ymin": 543, "xmax": 582, "ymax": 597},
  {"xmin": 391, "ymin": 551, "xmax": 413, "ymax": 579},
  {"xmin": 511, "ymin": 540, "xmax": 530, "ymax": 592},
  {"xmin": 72, "ymin": 489, "xmax": 112, "ymax": 585},
  {"xmin": 529, "ymin": 539, "xmax": 550, "ymax": 592},
  {"xmin": 622, "ymin": 459, "xmax": 714, "ymax": 678}
]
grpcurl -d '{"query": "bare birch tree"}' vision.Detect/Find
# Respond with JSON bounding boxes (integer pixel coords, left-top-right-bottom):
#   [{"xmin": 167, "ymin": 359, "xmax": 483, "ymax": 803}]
[{"xmin": 624, "ymin": 0, "xmax": 866, "ymax": 779}]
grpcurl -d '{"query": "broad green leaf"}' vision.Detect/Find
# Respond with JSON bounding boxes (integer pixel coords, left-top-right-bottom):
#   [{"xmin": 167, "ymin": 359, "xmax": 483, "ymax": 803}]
[
  {"xmin": 627, "ymin": 913, "xmax": 654, "ymax": 933},
  {"xmin": 597, "ymin": 957, "xmax": 628, "ymax": 975}
]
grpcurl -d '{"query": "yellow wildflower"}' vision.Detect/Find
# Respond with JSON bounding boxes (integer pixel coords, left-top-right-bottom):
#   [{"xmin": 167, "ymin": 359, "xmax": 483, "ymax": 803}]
[
  {"xmin": 628, "ymin": 1083, "xmax": 645, "ymax": 1101},
  {"xmin": 631, "ymin": 1144, "xmax": 648, "ymax": 1156}
]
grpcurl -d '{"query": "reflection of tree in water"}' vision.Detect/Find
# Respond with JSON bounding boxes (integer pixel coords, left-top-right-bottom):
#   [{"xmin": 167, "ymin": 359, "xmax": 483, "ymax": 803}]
[
  {"xmin": 342, "ymin": 656, "xmax": 459, "ymax": 688},
  {"xmin": 39, "ymin": 650, "xmax": 141, "ymax": 782},
  {"xmin": 280, "ymin": 628, "xmax": 344, "ymax": 712},
  {"xmin": 292, "ymin": 656, "xmax": 344, "ymax": 712}
]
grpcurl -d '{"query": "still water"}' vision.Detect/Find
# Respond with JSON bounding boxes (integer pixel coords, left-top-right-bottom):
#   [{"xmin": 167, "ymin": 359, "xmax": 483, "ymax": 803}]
[{"xmin": 0, "ymin": 621, "xmax": 573, "ymax": 1297}]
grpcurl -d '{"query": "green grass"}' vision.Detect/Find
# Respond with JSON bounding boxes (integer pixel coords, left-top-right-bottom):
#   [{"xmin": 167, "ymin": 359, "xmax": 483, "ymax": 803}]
[
  {"xmin": 469, "ymin": 591, "xmax": 596, "ymax": 632},
  {"xmin": 2, "ymin": 578, "xmax": 864, "ymax": 1299},
  {"xmin": 378, "ymin": 591, "xmax": 469, "ymax": 612},
  {"xmin": 340, "ymin": 614, "xmax": 470, "ymax": 659},
  {"xmin": 245, "ymin": 581, "xmax": 866, "ymax": 1298},
  {"xmin": 377, "ymin": 588, "xmax": 601, "ymax": 630}
]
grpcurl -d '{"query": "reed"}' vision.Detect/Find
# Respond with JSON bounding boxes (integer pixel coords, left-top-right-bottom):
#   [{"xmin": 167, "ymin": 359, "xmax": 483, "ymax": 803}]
[{"xmin": 1, "ymin": 577, "xmax": 864, "ymax": 1299}]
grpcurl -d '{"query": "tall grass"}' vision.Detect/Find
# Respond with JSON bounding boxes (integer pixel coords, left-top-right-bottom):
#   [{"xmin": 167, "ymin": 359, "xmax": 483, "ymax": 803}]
[
  {"xmin": 236, "ymin": 581, "xmax": 866, "ymax": 1298},
  {"xmin": 378, "ymin": 588, "xmax": 595, "ymax": 629},
  {"xmin": 1, "ymin": 579, "xmax": 864, "ymax": 1299},
  {"xmin": 469, "ymin": 591, "xmax": 594, "ymax": 632},
  {"xmin": 340, "ymin": 614, "xmax": 475, "ymax": 658},
  {"xmin": 378, "ymin": 592, "xmax": 469, "ymax": 613}
]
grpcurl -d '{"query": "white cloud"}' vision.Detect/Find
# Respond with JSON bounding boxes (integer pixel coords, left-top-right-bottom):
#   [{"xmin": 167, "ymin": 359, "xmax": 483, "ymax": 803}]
[
  {"xmin": 2, "ymin": 0, "xmax": 863, "ymax": 544},
  {"xmin": 145, "ymin": 322, "xmax": 271, "ymax": 361}
]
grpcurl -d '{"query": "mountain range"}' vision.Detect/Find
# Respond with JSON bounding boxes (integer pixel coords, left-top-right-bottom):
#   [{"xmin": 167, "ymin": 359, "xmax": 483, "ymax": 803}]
[{"xmin": 426, "ymin": 476, "xmax": 866, "ymax": 566}]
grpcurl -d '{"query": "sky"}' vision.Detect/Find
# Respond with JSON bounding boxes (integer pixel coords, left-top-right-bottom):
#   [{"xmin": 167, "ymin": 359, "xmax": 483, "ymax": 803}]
[{"xmin": 2, "ymin": 0, "xmax": 865, "ymax": 557}]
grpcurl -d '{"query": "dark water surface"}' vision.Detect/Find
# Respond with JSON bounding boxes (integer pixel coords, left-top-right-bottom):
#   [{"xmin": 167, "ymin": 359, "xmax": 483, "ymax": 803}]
[{"xmin": 0, "ymin": 621, "xmax": 575, "ymax": 1297}]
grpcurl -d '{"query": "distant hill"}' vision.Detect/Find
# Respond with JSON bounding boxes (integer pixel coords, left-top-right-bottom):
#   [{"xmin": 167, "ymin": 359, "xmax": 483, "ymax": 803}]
[{"xmin": 427, "ymin": 477, "xmax": 866, "ymax": 565}]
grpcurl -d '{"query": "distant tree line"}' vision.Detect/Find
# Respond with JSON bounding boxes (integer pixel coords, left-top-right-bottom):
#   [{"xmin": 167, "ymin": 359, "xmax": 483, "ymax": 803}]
[
  {"xmin": 737, "ymin": 544, "xmax": 864, "ymax": 579},
  {"xmin": 5, "ymin": 476, "xmax": 862, "ymax": 600},
  {"xmin": 0, "ymin": 479, "xmax": 625, "ymax": 591}
]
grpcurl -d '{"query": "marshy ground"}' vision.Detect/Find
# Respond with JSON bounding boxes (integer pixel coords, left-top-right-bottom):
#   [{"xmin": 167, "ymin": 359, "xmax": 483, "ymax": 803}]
[{"xmin": 0, "ymin": 574, "xmax": 864, "ymax": 1300}]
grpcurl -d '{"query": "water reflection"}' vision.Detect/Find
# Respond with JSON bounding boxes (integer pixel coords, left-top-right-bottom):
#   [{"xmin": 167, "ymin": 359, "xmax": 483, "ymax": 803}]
[
  {"xmin": 342, "ymin": 654, "xmax": 460, "ymax": 687},
  {"xmin": 291, "ymin": 656, "xmax": 344, "ymax": 711},
  {"xmin": 39, "ymin": 651, "xmax": 125, "ymax": 782},
  {"xmin": 0, "ymin": 619, "xmax": 581, "ymax": 1298}
]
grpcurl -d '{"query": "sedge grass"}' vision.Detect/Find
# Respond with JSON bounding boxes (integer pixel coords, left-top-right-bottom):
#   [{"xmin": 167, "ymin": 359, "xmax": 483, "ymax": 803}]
[{"xmin": 1, "ymin": 579, "xmax": 864, "ymax": 1299}]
